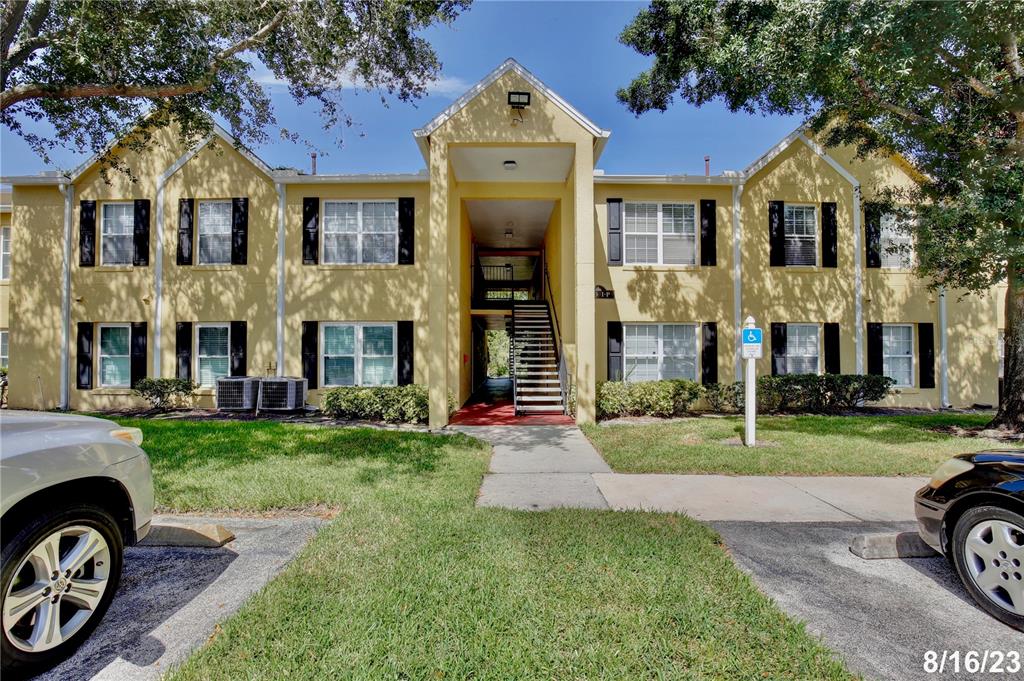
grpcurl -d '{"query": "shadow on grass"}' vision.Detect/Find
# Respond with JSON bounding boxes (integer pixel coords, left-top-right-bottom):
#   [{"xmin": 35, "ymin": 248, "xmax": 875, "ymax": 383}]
[{"xmin": 755, "ymin": 414, "xmax": 991, "ymax": 446}]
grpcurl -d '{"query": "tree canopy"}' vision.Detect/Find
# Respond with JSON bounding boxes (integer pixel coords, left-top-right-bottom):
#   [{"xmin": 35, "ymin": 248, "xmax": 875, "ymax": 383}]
[
  {"xmin": 619, "ymin": 0, "xmax": 1024, "ymax": 427},
  {"xmin": 1, "ymin": 0, "xmax": 469, "ymax": 173}
]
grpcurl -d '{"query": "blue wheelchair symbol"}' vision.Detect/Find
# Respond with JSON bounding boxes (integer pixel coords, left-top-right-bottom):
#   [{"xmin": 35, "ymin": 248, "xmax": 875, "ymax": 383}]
[{"xmin": 743, "ymin": 328, "xmax": 763, "ymax": 345}]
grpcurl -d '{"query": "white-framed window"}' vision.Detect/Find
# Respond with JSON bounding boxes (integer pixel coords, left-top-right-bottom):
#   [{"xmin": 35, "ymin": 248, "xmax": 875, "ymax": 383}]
[
  {"xmin": 784, "ymin": 204, "xmax": 817, "ymax": 266},
  {"xmin": 880, "ymin": 213, "xmax": 914, "ymax": 269},
  {"xmin": 100, "ymin": 203, "xmax": 134, "ymax": 266},
  {"xmin": 196, "ymin": 323, "xmax": 230, "ymax": 387},
  {"xmin": 623, "ymin": 202, "xmax": 697, "ymax": 265},
  {"xmin": 322, "ymin": 200, "xmax": 398, "ymax": 265},
  {"xmin": 1, "ymin": 226, "xmax": 11, "ymax": 280},
  {"xmin": 98, "ymin": 323, "xmax": 131, "ymax": 387},
  {"xmin": 321, "ymin": 322, "xmax": 396, "ymax": 387},
  {"xmin": 784, "ymin": 324, "xmax": 820, "ymax": 375},
  {"xmin": 882, "ymin": 324, "xmax": 914, "ymax": 387},
  {"xmin": 999, "ymin": 327, "xmax": 1007, "ymax": 378},
  {"xmin": 623, "ymin": 323, "xmax": 698, "ymax": 382},
  {"xmin": 0, "ymin": 329, "xmax": 8, "ymax": 369},
  {"xmin": 197, "ymin": 200, "xmax": 232, "ymax": 265}
]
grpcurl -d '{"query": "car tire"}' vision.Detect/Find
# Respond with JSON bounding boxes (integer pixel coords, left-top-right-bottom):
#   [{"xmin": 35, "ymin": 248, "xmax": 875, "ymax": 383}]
[
  {"xmin": 951, "ymin": 505, "xmax": 1024, "ymax": 632},
  {"xmin": 1, "ymin": 504, "xmax": 124, "ymax": 678}
]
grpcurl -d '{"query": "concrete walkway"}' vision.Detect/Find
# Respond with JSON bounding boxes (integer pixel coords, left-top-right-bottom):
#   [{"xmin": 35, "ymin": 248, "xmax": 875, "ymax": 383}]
[{"xmin": 457, "ymin": 425, "xmax": 927, "ymax": 521}]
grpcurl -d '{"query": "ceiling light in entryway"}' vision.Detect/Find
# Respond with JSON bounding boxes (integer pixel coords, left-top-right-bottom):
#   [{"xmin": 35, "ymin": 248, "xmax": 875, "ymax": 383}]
[{"xmin": 503, "ymin": 160, "xmax": 518, "ymax": 171}]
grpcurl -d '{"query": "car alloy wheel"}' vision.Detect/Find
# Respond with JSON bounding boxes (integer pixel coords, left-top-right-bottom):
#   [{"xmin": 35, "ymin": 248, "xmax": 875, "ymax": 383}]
[
  {"xmin": 2, "ymin": 525, "xmax": 112, "ymax": 654},
  {"xmin": 961, "ymin": 517, "xmax": 1024, "ymax": 616}
]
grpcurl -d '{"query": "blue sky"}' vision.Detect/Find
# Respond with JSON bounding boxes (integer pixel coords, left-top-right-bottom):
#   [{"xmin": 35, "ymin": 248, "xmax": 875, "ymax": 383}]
[{"xmin": 0, "ymin": 1, "xmax": 805, "ymax": 177}]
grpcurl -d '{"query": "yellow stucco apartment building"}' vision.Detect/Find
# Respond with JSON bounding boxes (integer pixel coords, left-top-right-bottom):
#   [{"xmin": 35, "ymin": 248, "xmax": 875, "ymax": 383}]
[{"xmin": 0, "ymin": 59, "xmax": 1008, "ymax": 426}]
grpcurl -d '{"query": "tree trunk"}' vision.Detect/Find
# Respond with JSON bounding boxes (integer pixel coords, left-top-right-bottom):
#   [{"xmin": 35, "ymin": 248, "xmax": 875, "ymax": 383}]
[{"xmin": 991, "ymin": 257, "xmax": 1024, "ymax": 430}]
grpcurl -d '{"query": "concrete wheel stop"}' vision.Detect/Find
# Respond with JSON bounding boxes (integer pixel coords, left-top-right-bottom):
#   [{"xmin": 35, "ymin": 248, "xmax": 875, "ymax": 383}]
[
  {"xmin": 139, "ymin": 522, "xmax": 236, "ymax": 548},
  {"xmin": 850, "ymin": 531, "xmax": 938, "ymax": 559}
]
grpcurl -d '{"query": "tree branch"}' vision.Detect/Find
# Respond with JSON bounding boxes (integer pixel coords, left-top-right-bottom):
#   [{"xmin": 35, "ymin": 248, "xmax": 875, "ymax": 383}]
[
  {"xmin": 212, "ymin": 7, "xmax": 288, "ymax": 63},
  {"xmin": 852, "ymin": 75, "xmax": 931, "ymax": 126},
  {"xmin": 1, "ymin": 0, "xmax": 30, "ymax": 59},
  {"xmin": 1004, "ymin": 33, "xmax": 1023, "ymax": 80},
  {"xmin": 4, "ymin": 0, "xmax": 49, "ymax": 60}
]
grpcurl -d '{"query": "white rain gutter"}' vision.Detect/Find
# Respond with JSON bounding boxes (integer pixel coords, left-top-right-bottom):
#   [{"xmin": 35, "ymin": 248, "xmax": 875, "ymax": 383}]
[
  {"xmin": 275, "ymin": 182, "xmax": 286, "ymax": 375},
  {"xmin": 938, "ymin": 287, "xmax": 950, "ymax": 406},
  {"xmin": 797, "ymin": 134, "xmax": 864, "ymax": 373},
  {"xmin": 58, "ymin": 182, "xmax": 73, "ymax": 409},
  {"xmin": 732, "ymin": 182, "xmax": 745, "ymax": 381},
  {"xmin": 153, "ymin": 135, "xmax": 214, "ymax": 376}
]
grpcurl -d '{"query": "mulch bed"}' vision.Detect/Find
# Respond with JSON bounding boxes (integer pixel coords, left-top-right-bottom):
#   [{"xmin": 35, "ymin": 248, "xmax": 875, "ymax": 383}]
[
  {"xmin": 927, "ymin": 425, "xmax": 1024, "ymax": 442},
  {"xmin": 96, "ymin": 408, "xmax": 435, "ymax": 432}
]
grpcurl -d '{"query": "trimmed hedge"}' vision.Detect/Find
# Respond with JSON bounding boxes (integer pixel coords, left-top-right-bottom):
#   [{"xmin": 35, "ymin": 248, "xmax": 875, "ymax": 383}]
[
  {"xmin": 320, "ymin": 385, "xmax": 455, "ymax": 424},
  {"xmin": 702, "ymin": 374, "xmax": 895, "ymax": 414},
  {"xmin": 596, "ymin": 379, "xmax": 703, "ymax": 419},
  {"xmin": 132, "ymin": 377, "xmax": 197, "ymax": 410}
]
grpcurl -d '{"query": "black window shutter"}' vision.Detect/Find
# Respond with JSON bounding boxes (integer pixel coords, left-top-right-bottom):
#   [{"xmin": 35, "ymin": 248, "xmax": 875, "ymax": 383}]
[
  {"xmin": 177, "ymin": 198, "xmax": 194, "ymax": 265},
  {"xmin": 823, "ymin": 323, "xmax": 841, "ymax": 374},
  {"xmin": 769, "ymin": 201, "xmax": 785, "ymax": 267},
  {"xmin": 229, "ymin": 321, "xmax": 247, "ymax": 376},
  {"xmin": 867, "ymin": 323, "xmax": 884, "ymax": 375},
  {"xmin": 607, "ymin": 199, "xmax": 623, "ymax": 266},
  {"xmin": 397, "ymin": 321, "xmax": 414, "ymax": 385},
  {"xmin": 865, "ymin": 204, "xmax": 882, "ymax": 268},
  {"xmin": 701, "ymin": 322, "xmax": 718, "ymax": 384},
  {"xmin": 130, "ymin": 322, "xmax": 147, "ymax": 387},
  {"xmin": 301, "ymin": 321, "xmax": 318, "ymax": 388},
  {"xmin": 607, "ymin": 321, "xmax": 623, "ymax": 381},
  {"xmin": 79, "ymin": 200, "xmax": 97, "ymax": 267},
  {"xmin": 821, "ymin": 202, "xmax": 838, "ymax": 268},
  {"xmin": 231, "ymin": 197, "xmax": 248, "ymax": 265},
  {"xmin": 76, "ymin": 322, "xmax": 93, "ymax": 389},
  {"xmin": 176, "ymin": 322, "xmax": 193, "ymax": 381},
  {"xmin": 302, "ymin": 198, "xmax": 319, "ymax": 265},
  {"xmin": 133, "ymin": 199, "xmax": 150, "ymax": 266},
  {"xmin": 398, "ymin": 197, "xmax": 415, "ymax": 265},
  {"xmin": 918, "ymin": 323, "xmax": 936, "ymax": 389},
  {"xmin": 699, "ymin": 199, "xmax": 717, "ymax": 266},
  {"xmin": 771, "ymin": 322, "xmax": 787, "ymax": 376}
]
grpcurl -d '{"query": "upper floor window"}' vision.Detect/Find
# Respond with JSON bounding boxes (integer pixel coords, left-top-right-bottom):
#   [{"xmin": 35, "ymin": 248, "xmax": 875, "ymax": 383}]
[
  {"xmin": 0, "ymin": 226, "xmax": 10, "ymax": 280},
  {"xmin": 196, "ymin": 323, "xmax": 230, "ymax": 387},
  {"xmin": 321, "ymin": 322, "xmax": 396, "ymax": 386},
  {"xmin": 98, "ymin": 323, "xmax": 131, "ymax": 387},
  {"xmin": 197, "ymin": 201, "xmax": 232, "ymax": 265},
  {"xmin": 623, "ymin": 323, "xmax": 698, "ymax": 382},
  {"xmin": 322, "ymin": 200, "xmax": 398, "ymax": 265},
  {"xmin": 783, "ymin": 324, "xmax": 819, "ymax": 375},
  {"xmin": 882, "ymin": 324, "xmax": 914, "ymax": 387},
  {"xmin": 101, "ymin": 203, "xmax": 134, "ymax": 266},
  {"xmin": 784, "ymin": 204, "xmax": 816, "ymax": 266},
  {"xmin": 624, "ymin": 202, "xmax": 697, "ymax": 266},
  {"xmin": 880, "ymin": 213, "xmax": 914, "ymax": 269}
]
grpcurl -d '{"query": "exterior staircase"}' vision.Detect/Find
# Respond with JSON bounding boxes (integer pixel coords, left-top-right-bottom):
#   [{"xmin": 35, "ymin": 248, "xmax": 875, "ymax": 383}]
[{"xmin": 509, "ymin": 302, "xmax": 565, "ymax": 414}]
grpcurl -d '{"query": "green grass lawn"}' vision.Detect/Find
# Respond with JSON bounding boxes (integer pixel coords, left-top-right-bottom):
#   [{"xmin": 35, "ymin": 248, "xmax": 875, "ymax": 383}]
[
  {"xmin": 583, "ymin": 413, "xmax": 1022, "ymax": 476},
  {"xmin": 110, "ymin": 418, "xmax": 852, "ymax": 680}
]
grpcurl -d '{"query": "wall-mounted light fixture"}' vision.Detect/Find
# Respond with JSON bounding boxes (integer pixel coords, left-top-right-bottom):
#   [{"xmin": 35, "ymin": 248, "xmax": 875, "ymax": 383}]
[
  {"xmin": 508, "ymin": 91, "xmax": 531, "ymax": 109},
  {"xmin": 503, "ymin": 160, "xmax": 518, "ymax": 171},
  {"xmin": 504, "ymin": 229, "xmax": 514, "ymax": 242}
]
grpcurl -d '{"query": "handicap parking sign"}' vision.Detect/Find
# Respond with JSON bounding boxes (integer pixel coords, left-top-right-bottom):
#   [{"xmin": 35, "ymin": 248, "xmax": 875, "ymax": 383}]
[{"xmin": 741, "ymin": 328, "xmax": 763, "ymax": 359}]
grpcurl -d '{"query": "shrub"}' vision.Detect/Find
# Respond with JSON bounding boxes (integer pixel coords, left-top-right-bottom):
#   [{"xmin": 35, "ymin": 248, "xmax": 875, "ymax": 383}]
[
  {"xmin": 596, "ymin": 379, "xmax": 703, "ymax": 419},
  {"xmin": 700, "ymin": 374, "xmax": 896, "ymax": 414},
  {"xmin": 132, "ymin": 377, "xmax": 197, "ymax": 410},
  {"xmin": 320, "ymin": 385, "xmax": 440, "ymax": 424},
  {"xmin": 827, "ymin": 374, "xmax": 896, "ymax": 409},
  {"xmin": 703, "ymin": 382, "xmax": 742, "ymax": 413}
]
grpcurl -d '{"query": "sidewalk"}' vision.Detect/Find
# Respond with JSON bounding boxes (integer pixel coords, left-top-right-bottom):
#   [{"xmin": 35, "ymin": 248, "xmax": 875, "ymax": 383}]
[{"xmin": 455, "ymin": 425, "xmax": 927, "ymax": 521}]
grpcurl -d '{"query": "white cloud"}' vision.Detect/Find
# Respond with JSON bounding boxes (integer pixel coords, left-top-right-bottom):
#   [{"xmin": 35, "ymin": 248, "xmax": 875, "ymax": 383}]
[{"xmin": 251, "ymin": 67, "xmax": 468, "ymax": 99}]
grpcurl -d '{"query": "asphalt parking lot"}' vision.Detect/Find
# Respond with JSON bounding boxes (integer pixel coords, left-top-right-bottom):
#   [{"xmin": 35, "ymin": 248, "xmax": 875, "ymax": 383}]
[
  {"xmin": 712, "ymin": 520, "xmax": 1023, "ymax": 681},
  {"xmin": 35, "ymin": 514, "xmax": 321, "ymax": 681}
]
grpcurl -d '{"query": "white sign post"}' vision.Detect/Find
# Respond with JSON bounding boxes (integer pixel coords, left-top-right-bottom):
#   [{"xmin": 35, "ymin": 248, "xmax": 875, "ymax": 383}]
[{"xmin": 740, "ymin": 316, "xmax": 763, "ymax": 447}]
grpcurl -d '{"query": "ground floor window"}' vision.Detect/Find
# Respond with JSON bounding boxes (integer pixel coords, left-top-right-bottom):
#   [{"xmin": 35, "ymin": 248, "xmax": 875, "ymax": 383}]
[
  {"xmin": 321, "ymin": 322, "xmax": 396, "ymax": 387},
  {"xmin": 98, "ymin": 324, "xmax": 131, "ymax": 387},
  {"xmin": 196, "ymin": 323, "xmax": 230, "ymax": 387},
  {"xmin": 0, "ymin": 329, "xmax": 7, "ymax": 369},
  {"xmin": 624, "ymin": 323, "xmax": 698, "ymax": 382},
  {"xmin": 882, "ymin": 324, "xmax": 914, "ymax": 387},
  {"xmin": 783, "ymin": 323, "xmax": 819, "ymax": 375},
  {"xmin": 999, "ymin": 329, "xmax": 1005, "ymax": 379}
]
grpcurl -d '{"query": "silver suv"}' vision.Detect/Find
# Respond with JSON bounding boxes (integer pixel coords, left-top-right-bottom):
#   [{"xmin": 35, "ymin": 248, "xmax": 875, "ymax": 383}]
[{"xmin": 1, "ymin": 411, "xmax": 154, "ymax": 677}]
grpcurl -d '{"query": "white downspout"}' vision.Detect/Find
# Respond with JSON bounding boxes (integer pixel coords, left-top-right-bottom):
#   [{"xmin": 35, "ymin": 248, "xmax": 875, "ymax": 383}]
[
  {"xmin": 275, "ymin": 182, "xmax": 286, "ymax": 376},
  {"xmin": 938, "ymin": 287, "xmax": 950, "ymax": 407},
  {"xmin": 58, "ymin": 182, "xmax": 73, "ymax": 409},
  {"xmin": 732, "ymin": 182, "xmax": 744, "ymax": 381}
]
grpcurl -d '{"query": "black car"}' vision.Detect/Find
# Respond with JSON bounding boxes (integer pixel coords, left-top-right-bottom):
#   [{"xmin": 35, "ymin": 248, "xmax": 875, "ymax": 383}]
[{"xmin": 915, "ymin": 450, "xmax": 1024, "ymax": 631}]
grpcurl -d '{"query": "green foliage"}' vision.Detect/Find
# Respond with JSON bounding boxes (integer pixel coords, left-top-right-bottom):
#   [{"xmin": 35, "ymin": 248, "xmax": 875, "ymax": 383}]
[
  {"xmin": 321, "ymin": 385, "xmax": 431, "ymax": 424},
  {"xmin": 486, "ymin": 330, "xmax": 509, "ymax": 377},
  {"xmin": 702, "ymin": 382, "xmax": 741, "ymax": 413},
  {"xmin": 132, "ymin": 377, "xmax": 197, "ymax": 411},
  {"xmin": 1, "ymin": 0, "xmax": 469, "ymax": 175},
  {"xmin": 618, "ymin": 0, "xmax": 1024, "ymax": 426},
  {"xmin": 699, "ymin": 375, "xmax": 895, "ymax": 415},
  {"xmin": 596, "ymin": 380, "xmax": 703, "ymax": 419}
]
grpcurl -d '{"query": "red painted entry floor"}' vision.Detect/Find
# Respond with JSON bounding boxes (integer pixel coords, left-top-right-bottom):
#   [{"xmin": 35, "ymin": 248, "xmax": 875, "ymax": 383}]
[{"xmin": 449, "ymin": 378, "xmax": 574, "ymax": 426}]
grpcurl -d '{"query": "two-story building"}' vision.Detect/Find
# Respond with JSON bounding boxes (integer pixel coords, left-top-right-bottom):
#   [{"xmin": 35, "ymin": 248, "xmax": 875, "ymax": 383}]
[{"xmin": 0, "ymin": 59, "xmax": 1008, "ymax": 427}]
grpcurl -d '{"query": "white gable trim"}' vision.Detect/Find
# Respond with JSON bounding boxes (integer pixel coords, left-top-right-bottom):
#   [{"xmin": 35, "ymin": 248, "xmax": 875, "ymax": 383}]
[{"xmin": 412, "ymin": 58, "xmax": 610, "ymax": 159}]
